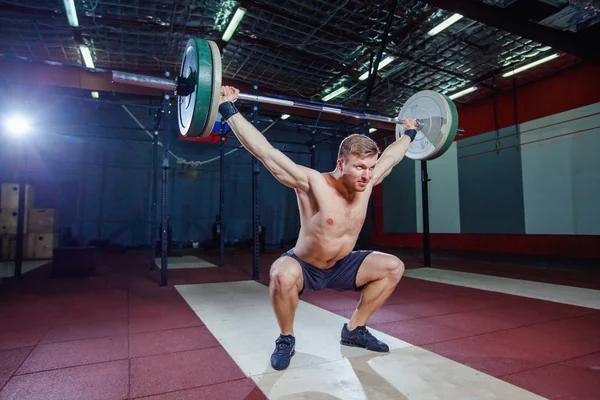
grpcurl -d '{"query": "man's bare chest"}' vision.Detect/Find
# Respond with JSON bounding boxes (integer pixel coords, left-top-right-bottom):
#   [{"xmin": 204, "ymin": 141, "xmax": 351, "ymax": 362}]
[{"xmin": 313, "ymin": 196, "xmax": 368, "ymax": 233}]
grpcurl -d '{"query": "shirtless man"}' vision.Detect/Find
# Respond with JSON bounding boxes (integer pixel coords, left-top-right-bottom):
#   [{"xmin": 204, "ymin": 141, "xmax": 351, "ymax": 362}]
[{"xmin": 219, "ymin": 86, "xmax": 418, "ymax": 371}]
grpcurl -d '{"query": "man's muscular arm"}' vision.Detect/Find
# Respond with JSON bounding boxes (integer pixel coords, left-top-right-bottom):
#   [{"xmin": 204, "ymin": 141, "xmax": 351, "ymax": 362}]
[
  {"xmin": 219, "ymin": 86, "xmax": 311, "ymax": 191},
  {"xmin": 370, "ymin": 118, "xmax": 418, "ymax": 186}
]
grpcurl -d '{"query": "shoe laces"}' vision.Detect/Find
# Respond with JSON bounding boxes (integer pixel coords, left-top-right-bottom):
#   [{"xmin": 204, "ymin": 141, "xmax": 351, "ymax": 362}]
[
  {"xmin": 354, "ymin": 326, "xmax": 377, "ymax": 341},
  {"xmin": 275, "ymin": 336, "xmax": 294, "ymax": 353}
]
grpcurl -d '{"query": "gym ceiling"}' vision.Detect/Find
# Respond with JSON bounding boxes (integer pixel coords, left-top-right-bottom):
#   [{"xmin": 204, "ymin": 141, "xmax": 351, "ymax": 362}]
[{"xmin": 0, "ymin": 0, "xmax": 598, "ymax": 140}]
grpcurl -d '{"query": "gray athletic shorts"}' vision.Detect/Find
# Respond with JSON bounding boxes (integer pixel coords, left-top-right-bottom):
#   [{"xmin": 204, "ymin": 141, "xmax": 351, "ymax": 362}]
[{"xmin": 281, "ymin": 248, "xmax": 373, "ymax": 295}]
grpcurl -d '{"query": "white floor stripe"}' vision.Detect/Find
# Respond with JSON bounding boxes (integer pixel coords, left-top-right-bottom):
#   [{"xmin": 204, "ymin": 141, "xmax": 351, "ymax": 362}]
[
  {"xmin": 404, "ymin": 267, "xmax": 600, "ymax": 310},
  {"xmin": 166, "ymin": 255, "xmax": 215, "ymax": 269},
  {"xmin": 176, "ymin": 280, "xmax": 545, "ymax": 399},
  {"xmin": 0, "ymin": 260, "xmax": 48, "ymax": 278}
]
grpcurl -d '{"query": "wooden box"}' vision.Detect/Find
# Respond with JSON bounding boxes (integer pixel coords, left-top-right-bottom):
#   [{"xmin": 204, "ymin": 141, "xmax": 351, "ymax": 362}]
[
  {"xmin": 1, "ymin": 234, "xmax": 30, "ymax": 261},
  {"xmin": 1, "ymin": 183, "xmax": 35, "ymax": 209},
  {"xmin": 0, "ymin": 208, "xmax": 28, "ymax": 234},
  {"xmin": 26, "ymin": 233, "xmax": 58, "ymax": 260},
  {"xmin": 28, "ymin": 209, "xmax": 60, "ymax": 233}
]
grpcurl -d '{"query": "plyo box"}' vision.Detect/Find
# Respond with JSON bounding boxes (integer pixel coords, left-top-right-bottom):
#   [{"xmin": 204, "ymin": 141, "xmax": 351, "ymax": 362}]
[
  {"xmin": 0, "ymin": 208, "xmax": 28, "ymax": 234},
  {"xmin": 1, "ymin": 183, "xmax": 35, "ymax": 209},
  {"xmin": 0, "ymin": 234, "xmax": 31, "ymax": 261},
  {"xmin": 26, "ymin": 233, "xmax": 58, "ymax": 259},
  {"xmin": 28, "ymin": 209, "xmax": 60, "ymax": 233}
]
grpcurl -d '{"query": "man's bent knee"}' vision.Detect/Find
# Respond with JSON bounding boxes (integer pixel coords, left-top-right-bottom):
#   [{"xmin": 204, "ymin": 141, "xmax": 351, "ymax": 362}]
[
  {"xmin": 272, "ymin": 271, "xmax": 299, "ymax": 293},
  {"xmin": 387, "ymin": 256, "xmax": 405, "ymax": 283},
  {"xmin": 270, "ymin": 258, "xmax": 302, "ymax": 294}
]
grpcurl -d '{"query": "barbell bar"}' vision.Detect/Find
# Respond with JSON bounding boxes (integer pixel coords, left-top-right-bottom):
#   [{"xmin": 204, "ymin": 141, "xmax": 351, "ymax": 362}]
[
  {"xmin": 111, "ymin": 38, "xmax": 459, "ymax": 160},
  {"xmin": 114, "ymin": 70, "xmax": 405, "ymax": 125}
]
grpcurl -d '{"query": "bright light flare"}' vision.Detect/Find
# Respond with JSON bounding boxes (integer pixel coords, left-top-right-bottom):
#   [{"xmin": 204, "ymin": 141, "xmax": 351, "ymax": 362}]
[{"xmin": 4, "ymin": 115, "xmax": 31, "ymax": 135}]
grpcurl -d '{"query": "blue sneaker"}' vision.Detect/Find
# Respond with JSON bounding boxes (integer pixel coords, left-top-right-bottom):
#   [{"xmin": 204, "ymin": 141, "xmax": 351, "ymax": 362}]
[
  {"xmin": 340, "ymin": 323, "xmax": 389, "ymax": 352},
  {"xmin": 270, "ymin": 334, "xmax": 295, "ymax": 370}
]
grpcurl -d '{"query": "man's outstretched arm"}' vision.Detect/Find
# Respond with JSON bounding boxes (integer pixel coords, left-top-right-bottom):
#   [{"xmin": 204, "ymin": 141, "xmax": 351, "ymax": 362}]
[
  {"xmin": 220, "ymin": 86, "xmax": 311, "ymax": 191},
  {"xmin": 370, "ymin": 120, "xmax": 418, "ymax": 186}
]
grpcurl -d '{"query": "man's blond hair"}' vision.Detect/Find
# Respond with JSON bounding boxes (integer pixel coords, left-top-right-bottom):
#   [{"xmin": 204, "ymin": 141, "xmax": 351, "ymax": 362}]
[{"xmin": 338, "ymin": 134, "xmax": 380, "ymax": 161}]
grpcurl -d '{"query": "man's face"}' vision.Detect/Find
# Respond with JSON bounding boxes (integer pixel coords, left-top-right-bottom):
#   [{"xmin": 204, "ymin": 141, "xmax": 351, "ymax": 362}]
[{"xmin": 338, "ymin": 153, "xmax": 378, "ymax": 192}]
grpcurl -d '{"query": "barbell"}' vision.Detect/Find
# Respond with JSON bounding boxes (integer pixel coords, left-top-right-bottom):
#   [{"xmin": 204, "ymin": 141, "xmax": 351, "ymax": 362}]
[{"xmin": 112, "ymin": 38, "xmax": 459, "ymax": 161}]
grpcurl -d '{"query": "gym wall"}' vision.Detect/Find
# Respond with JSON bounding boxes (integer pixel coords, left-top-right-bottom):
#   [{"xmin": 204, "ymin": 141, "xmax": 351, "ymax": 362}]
[
  {"xmin": 458, "ymin": 125, "xmax": 525, "ymax": 234},
  {"xmin": 382, "ymin": 158, "xmax": 417, "ymax": 233},
  {"xmin": 416, "ymin": 142, "xmax": 461, "ymax": 234},
  {"xmin": 373, "ymin": 60, "xmax": 600, "ymax": 257},
  {"xmin": 520, "ymin": 102, "xmax": 600, "ymax": 235},
  {"xmin": 0, "ymin": 92, "xmax": 338, "ymax": 247}
]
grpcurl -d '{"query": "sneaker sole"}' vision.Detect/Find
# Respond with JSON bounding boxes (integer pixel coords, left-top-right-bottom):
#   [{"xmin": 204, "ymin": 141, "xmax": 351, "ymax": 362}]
[{"xmin": 340, "ymin": 339, "xmax": 389, "ymax": 352}]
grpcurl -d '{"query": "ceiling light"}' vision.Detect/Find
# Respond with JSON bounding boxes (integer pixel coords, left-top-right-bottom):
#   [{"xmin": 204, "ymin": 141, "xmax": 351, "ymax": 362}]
[
  {"xmin": 79, "ymin": 45, "xmax": 95, "ymax": 68},
  {"xmin": 369, "ymin": 128, "xmax": 377, "ymax": 133},
  {"xmin": 322, "ymin": 87, "xmax": 348, "ymax": 102},
  {"xmin": 427, "ymin": 13, "xmax": 463, "ymax": 36},
  {"xmin": 63, "ymin": 0, "xmax": 79, "ymax": 27},
  {"xmin": 378, "ymin": 56, "xmax": 394, "ymax": 69},
  {"xmin": 359, "ymin": 56, "xmax": 395, "ymax": 81},
  {"xmin": 501, "ymin": 54, "xmax": 560, "ymax": 78},
  {"xmin": 280, "ymin": 114, "xmax": 290, "ymax": 120},
  {"xmin": 448, "ymin": 86, "xmax": 477, "ymax": 100},
  {"xmin": 91, "ymin": 91, "xmax": 99, "ymax": 99},
  {"xmin": 4, "ymin": 115, "xmax": 30, "ymax": 135},
  {"xmin": 222, "ymin": 7, "xmax": 246, "ymax": 42}
]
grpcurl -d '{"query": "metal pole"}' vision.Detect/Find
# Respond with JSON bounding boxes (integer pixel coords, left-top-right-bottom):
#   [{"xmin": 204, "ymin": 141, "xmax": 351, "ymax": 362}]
[
  {"xmin": 150, "ymin": 130, "xmax": 158, "ymax": 270},
  {"xmin": 14, "ymin": 181, "xmax": 26, "ymax": 280},
  {"xmin": 420, "ymin": 160, "xmax": 431, "ymax": 267},
  {"xmin": 363, "ymin": 0, "xmax": 399, "ymax": 108},
  {"xmin": 236, "ymin": 93, "xmax": 407, "ymax": 125},
  {"xmin": 160, "ymin": 88, "xmax": 172, "ymax": 286},
  {"xmin": 112, "ymin": 71, "xmax": 177, "ymax": 91},
  {"xmin": 251, "ymin": 83, "xmax": 260, "ymax": 281},
  {"xmin": 219, "ymin": 119, "xmax": 226, "ymax": 268},
  {"xmin": 77, "ymin": 143, "xmax": 87, "ymax": 247},
  {"xmin": 111, "ymin": 71, "xmax": 418, "ymax": 127},
  {"xmin": 513, "ymin": 76, "xmax": 520, "ymax": 136},
  {"xmin": 97, "ymin": 148, "xmax": 106, "ymax": 240}
]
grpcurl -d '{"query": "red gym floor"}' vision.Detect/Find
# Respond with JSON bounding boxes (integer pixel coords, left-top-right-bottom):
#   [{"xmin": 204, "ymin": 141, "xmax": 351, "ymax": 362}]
[{"xmin": 0, "ymin": 249, "xmax": 598, "ymax": 399}]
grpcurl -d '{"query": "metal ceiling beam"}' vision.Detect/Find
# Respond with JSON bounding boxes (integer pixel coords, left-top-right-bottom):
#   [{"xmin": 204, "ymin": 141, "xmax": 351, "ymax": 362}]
[
  {"xmin": 396, "ymin": 53, "xmax": 471, "ymax": 81},
  {"xmin": 363, "ymin": 0, "xmax": 400, "ymax": 108},
  {"xmin": 389, "ymin": 9, "xmax": 485, "ymax": 51},
  {"xmin": 233, "ymin": 35, "xmax": 358, "ymax": 77},
  {"xmin": 502, "ymin": 0, "xmax": 559, "ymax": 21},
  {"xmin": 0, "ymin": 58, "xmax": 162, "ymax": 96},
  {"xmin": 422, "ymin": 0, "xmax": 599, "ymax": 60},
  {"xmin": 243, "ymin": 0, "xmax": 377, "ymax": 51},
  {"xmin": 0, "ymin": 56, "xmax": 396, "ymax": 131},
  {"xmin": 0, "ymin": 4, "xmax": 215, "ymax": 37}
]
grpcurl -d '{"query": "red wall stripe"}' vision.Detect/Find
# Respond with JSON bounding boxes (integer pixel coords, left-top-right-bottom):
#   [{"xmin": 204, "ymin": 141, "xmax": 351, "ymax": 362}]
[{"xmin": 372, "ymin": 182, "xmax": 600, "ymax": 258}]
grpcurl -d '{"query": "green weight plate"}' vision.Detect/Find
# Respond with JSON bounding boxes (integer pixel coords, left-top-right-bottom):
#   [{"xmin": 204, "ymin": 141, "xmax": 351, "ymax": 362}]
[
  {"xmin": 204, "ymin": 40, "xmax": 222, "ymax": 138},
  {"xmin": 395, "ymin": 90, "xmax": 459, "ymax": 160},
  {"xmin": 178, "ymin": 39, "xmax": 222, "ymax": 137}
]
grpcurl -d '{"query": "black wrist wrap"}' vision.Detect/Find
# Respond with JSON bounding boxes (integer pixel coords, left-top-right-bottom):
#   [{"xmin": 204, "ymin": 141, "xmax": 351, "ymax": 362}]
[
  {"xmin": 404, "ymin": 129, "xmax": 417, "ymax": 142},
  {"xmin": 218, "ymin": 101, "xmax": 239, "ymax": 120}
]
